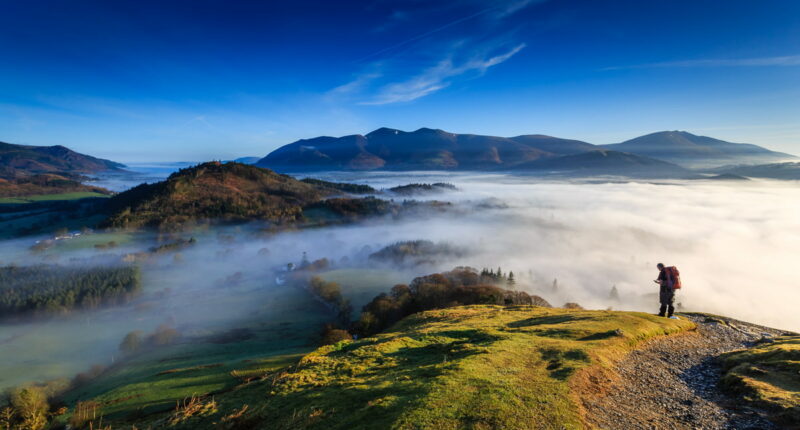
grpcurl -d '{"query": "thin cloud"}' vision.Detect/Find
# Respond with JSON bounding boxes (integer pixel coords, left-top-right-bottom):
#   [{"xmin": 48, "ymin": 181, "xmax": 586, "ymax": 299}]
[
  {"xmin": 327, "ymin": 72, "xmax": 383, "ymax": 98},
  {"xmin": 356, "ymin": 7, "xmax": 497, "ymax": 64},
  {"xmin": 361, "ymin": 43, "xmax": 526, "ymax": 105},
  {"xmin": 604, "ymin": 54, "xmax": 800, "ymax": 70}
]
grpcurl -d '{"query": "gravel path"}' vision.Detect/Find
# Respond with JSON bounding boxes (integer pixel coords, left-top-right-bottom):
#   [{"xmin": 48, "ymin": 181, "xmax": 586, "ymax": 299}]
[{"xmin": 581, "ymin": 314, "xmax": 790, "ymax": 430}]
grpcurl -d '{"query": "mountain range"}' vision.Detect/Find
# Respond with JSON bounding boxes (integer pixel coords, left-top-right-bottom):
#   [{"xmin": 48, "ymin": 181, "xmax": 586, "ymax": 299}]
[
  {"xmin": 0, "ymin": 141, "xmax": 125, "ymax": 180},
  {"xmin": 256, "ymin": 128, "xmax": 795, "ymax": 175}
]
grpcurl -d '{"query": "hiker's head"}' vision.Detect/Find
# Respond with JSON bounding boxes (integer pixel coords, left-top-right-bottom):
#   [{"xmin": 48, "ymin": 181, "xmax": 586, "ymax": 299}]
[{"xmin": 657, "ymin": 263, "xmax": 665, "ymax": 270}]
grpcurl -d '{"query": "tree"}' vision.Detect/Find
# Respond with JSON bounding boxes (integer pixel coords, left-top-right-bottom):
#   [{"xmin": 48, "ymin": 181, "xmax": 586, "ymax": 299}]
[
  {"xmin": 119, "ymin": 330, "xmax": 144, "ymax": 354},
  {"xmin": 1, "ymin": 406, "xmax": 14, "ymax": 430},
  {"xmin": 149, "ymin": 324, "xmax": 180, "ymax": 346},
  {"xmin": 609, "ymin": 285, "xmax": 620, "ymax": 301},
  {"xmin": 10, "ymin": 386, "xmax": 48, "ymax": 430},
  {"xmin": 507, "ymin": 271, "xmax": 516, "ymax": 288},
  {"xmin": 552, "ymin": 278, "xmax": 559, "ymax": 293}
]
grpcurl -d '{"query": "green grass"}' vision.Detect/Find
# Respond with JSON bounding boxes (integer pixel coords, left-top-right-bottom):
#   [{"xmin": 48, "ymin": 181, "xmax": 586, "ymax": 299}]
[
  {"xmin": 0, "ymin": 191, "xmax": 109, "ymax": 204},
  {"xmin": 129, "ymin": 305, "xmax": 693, "ymax": 430},
  {"xmin": 721, "ymin": 335, "xmax": 800, "ymax": 424},
  {"xmin": 51, "ymin": 231, "xmax": 134, "ymax": 252}
]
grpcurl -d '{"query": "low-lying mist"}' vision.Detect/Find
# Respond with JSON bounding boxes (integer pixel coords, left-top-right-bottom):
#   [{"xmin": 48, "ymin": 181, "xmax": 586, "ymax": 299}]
[
  {"xmin": 301, "ymin": 172, "xmax": 800, "ymax": 331},
  {"xmin": 1, "ymin": 173, "xmax": 798, "ymax": 391}
]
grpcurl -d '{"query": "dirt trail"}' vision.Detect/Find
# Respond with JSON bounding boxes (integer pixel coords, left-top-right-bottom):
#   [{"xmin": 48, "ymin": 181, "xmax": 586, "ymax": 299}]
[{"xmin": 581, "ymin": 314, "xmax": 790, "ymax": 430}]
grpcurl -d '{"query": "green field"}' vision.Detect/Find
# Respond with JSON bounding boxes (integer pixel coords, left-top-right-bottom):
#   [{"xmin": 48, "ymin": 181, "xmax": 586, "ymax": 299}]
[
  {"xmin": 51, "ymin": 278, "xmax": 333, "ymax": 424},
  {"xmin": 0, "ymin": 191, "xmax": 109, "ymax": 204},
  {"xmin": 51, "ymin": 231, "xmax": 135, "ymax": 252}
]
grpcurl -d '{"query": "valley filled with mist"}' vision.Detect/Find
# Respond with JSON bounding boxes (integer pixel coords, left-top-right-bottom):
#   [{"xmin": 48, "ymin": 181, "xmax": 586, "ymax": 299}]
[{"xmin": 3, "ymin": 169, "xmax": 798, "ymax": 398}]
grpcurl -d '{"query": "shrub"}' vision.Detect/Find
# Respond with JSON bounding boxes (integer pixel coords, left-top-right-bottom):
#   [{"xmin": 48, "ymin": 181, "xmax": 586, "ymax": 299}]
[
  {"xmin": 320, "ymin": 326, "xmax": 353, "ymax": 346},
  {"xmin": 119, "ymin": 330, "xmax": 144, "ymax": 354}
]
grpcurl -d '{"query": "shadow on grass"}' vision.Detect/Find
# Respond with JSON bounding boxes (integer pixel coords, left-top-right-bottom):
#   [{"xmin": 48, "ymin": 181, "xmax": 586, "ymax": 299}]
[
  {"xmin": 579, "ymin": 329, "xmax": 623, "ymax": 341},
  {"xmin": 540, "ymin": 347, "xmax": 590, "ymax": 381},
  {"xmin": 507, "ymin": 314, "xmax": 591, "ymax": 329}
]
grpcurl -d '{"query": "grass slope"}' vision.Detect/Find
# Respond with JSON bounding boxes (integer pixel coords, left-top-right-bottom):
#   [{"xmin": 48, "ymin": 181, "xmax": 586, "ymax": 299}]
[
  {"xmin": 721, "ymin": 335, "xmax": 800, "ymax": 424},
  {"xmin": 140, "ymin": 305, "xmax": 693, "ymax": 430}
]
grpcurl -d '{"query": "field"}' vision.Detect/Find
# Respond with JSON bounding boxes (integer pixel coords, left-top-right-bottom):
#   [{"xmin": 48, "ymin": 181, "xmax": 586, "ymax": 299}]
[
  {"xmin": 116, "ymin": 305, "xmax": 694, "ymax": 429},
  {"xmin": 55, "ymin": 281, "xmax": 332, "ymax": 422},
  {"xmin": 0, "ymin": 191, "xmax": 109, "ymax": 204},
  {"xmin": 0, "ymin": 192, "xmax": 110, "ymax": 240}
]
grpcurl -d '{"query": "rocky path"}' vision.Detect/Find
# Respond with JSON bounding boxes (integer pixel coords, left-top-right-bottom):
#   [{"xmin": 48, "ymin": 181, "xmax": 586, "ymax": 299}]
[{"xmin": 582, "ymin": 314, "xmax": 790, "ymax": 430}]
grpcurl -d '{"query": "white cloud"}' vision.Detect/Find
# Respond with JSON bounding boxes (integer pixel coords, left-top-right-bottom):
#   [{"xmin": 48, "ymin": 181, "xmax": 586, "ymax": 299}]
[
  {"xmin": 605, "ymin": 54, "xmax": 800, "ymax": 70},
  {"xmin": 360, "ymin": 43, "xmax": 526, "ymax": 105}
]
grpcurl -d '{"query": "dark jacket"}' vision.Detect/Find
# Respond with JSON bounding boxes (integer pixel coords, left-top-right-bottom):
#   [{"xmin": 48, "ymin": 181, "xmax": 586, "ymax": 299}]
[{"xmin": 657, "ymin": 268, "xmax": 669, "ymax": 286}]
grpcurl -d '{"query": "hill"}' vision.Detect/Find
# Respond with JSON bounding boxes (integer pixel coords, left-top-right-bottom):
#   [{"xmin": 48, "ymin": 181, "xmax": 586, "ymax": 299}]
[
  {"xmin": 103, "ymin": 162, "xmax": 333, "ymax": 229},
  {"xmin": 256, "ymin": 127, "xmax": 595, "ymax": 171},
  {"xmin": 0, "ymin": 141, "xmax": 126, "ymax": 180},
  {"xmin": 101, "ymin": 162, "xmax": 444, "ymax": 230},
  {"xmin": 511, "ymin": 149, "xmax": 689, "ymax": 178},
  {"xmin": 601, "ymin": 131, "xmax": 795, "ymax": 168}
]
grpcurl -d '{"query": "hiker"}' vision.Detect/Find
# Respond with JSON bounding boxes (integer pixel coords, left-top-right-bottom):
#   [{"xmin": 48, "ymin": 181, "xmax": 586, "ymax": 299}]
[{"xmin": 654, "ymin": 263, "xmax": 679, "ymax": 317}]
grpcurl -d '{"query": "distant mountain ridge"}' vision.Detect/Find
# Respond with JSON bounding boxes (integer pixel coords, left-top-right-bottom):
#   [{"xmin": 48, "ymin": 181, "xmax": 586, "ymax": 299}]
[
  {"xmin": 601, "ymin": 131, "xmax": 794, "ymax": 167},
  {"xmin": 257, "ymin": 128, "xmax": 794, "ymax": 173},
  {"xmin": 0, "ymin": 141, "xmax": 126, "ymax": 180},
  {"xmin": 257, "ymin": 127, "xmax": 594, "ymax": 172}
]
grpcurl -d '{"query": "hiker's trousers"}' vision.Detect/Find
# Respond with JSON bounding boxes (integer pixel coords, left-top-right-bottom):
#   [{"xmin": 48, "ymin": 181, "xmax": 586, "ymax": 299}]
[{"xmin": 659, "ymin": 285, "xmax": 676, "ymax": 317}]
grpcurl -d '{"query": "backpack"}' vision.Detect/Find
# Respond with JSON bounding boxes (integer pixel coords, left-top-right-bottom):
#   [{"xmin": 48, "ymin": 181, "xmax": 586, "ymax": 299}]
[{"xmin": 666, "ymin": 266, "xmax": 682, "ymax": 289}]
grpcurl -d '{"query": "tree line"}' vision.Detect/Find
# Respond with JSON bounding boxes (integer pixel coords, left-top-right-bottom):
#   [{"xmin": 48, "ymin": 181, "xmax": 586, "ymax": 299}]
[
  {"xmin": 353, "ymin": 267, "xmax": 551, "ymax": 337},
  {"xmin": 0, "ymin": 264, "xmax": 141, "ymax": 318}
]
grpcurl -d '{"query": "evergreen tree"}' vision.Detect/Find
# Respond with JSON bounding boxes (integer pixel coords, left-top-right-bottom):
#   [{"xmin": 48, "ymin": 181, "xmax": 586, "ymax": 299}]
[
  {"xmin": 507, "ymin": 271, "xmax": 516, "ymax": 287},
  {"xmin": 609, "ymin": 285, "xmax": 620, "ymax": 301},
  {"xmin": 552, "ymin": 278, "xmax": 559, "ymax": 293}
]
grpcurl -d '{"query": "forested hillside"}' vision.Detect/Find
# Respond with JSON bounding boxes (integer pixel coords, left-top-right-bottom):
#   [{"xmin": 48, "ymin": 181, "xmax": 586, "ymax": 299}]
[{"xmin": 0, "ymin": 264, "xmax": 141, "ymax": 318}]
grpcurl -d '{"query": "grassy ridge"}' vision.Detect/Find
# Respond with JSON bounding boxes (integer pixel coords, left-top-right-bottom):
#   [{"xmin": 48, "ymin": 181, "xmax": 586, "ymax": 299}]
[
  {"xmin": 144, "ymin": 305, "xmax": 693, "ymax": 429},
  {"xmin": 721, "ymin": 335, "xmax": 800, "ymax": 424}
]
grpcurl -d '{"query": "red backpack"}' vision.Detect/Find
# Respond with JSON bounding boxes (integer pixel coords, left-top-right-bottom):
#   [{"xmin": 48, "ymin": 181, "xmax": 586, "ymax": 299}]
[{"xmin": 666, "ymin": 266, "xmax": 682, "ymax": 289}]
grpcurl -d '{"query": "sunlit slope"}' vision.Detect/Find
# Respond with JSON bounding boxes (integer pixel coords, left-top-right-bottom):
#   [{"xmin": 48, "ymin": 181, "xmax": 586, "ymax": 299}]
[{"xmin": 147, "ymin": 306, "xmax": 693, "ymax": 430}]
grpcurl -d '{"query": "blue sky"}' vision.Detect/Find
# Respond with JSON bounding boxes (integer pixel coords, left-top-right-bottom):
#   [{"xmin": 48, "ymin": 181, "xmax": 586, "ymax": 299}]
[{"xmin": 1, "ymin": 0, "xmax": 799, "ymax": 162}]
